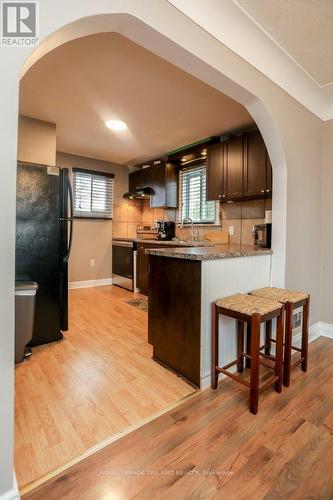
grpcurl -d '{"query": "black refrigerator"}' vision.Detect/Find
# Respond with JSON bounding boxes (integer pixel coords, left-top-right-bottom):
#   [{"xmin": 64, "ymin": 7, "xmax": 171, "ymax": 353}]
[{"xmin": 16, "ymin": 161, "xmax": 74, "ymax": 346}]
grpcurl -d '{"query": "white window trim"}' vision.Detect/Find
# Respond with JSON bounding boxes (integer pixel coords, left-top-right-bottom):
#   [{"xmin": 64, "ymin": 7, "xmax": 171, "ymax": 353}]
[
  {"xmin": 178, "ymin": 164, "xmax": 221, "ymax": 226},
  {"xmin": 72, "ymin": 168, "xmax": 114, "ymax": 220}
]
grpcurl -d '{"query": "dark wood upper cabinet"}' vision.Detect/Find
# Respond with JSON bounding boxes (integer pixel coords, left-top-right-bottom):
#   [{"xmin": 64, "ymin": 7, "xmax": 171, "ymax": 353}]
[
  {"xmin": 206, "ymin": 130, "xmax": 272, "ymax": 202},
  {"xmin": 266, "ymin": 152, "xmax": 272, "ymax": 195},
  {"xmin": 223, "ymin": 136, "xmax": 244, "ymax": 199},
  {"xmin": 206, "ymin": 143, "xmax": 224, "ymax": 201},
  {"xmin": 150, "ymin": 161, "xmax": 177, "ymax": 208},
  {"xmin": 243, "ymin": 130, "xmax": 267, "ymax": 198},
  {"xmin": 129, "ymin": 166, "xmax": 152, "ymax": 192},
  {"xmin": 129, "ymin": 161, "xmax": 177, "ymax": 208}
]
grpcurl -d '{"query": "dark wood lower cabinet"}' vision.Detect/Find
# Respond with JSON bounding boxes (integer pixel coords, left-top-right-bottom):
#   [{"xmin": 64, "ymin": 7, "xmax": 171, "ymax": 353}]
[
  {"xmin": 137, "ymin": 242, "xmax": 189, "ymax": 295},
  {"xmin": 148, "ymin": 255, "xmax": 201, "ymax": 387}
]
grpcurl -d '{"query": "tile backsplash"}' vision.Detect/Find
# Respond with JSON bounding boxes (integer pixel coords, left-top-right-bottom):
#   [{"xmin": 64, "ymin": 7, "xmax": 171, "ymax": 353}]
[{"xmin": 112, "ymin": 198, "xmax": 272, "ymax": 245}]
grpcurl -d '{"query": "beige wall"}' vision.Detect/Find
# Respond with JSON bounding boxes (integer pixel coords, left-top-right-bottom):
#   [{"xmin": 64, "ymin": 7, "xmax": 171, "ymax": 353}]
[
  {"xmin": 18, "ymin": 115, "xmax": 56, "ymax": 165},
  {"xmin": 56, "ymin": 152, "xmax": 129, "ymax": 283},
  {"xmin": 321, "ymin": 119, "xmax": 333, "ymax": 324}
]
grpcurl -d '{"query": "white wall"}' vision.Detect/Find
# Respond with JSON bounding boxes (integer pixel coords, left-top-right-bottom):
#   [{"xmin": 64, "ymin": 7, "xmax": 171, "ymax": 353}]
[
  {"xmin": 0, "ymin": 1, "xmax": 327, "ymax": 496},
  {"xmin": 321, "ymin": 119, "xmax": 333, "ymax": 324}
]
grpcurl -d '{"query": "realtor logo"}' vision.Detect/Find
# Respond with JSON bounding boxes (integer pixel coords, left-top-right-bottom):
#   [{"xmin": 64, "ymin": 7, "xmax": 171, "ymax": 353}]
[{"xmin": 1, "ymin": 1, "xmax": 39, "ymax": 46}]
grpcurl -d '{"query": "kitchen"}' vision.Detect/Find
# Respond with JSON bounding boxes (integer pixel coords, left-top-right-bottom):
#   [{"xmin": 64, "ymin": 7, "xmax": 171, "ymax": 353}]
[
  {"xmin": 15, "ymin": 31, "xmax": 273, "ymax": 493},
  {"xmin": 1, "ymin": 1, "xmax": 331, "ymax": 499},
  {"xmin": 112, "ymin": 129, "xmax": 273, "ymax": 390}
]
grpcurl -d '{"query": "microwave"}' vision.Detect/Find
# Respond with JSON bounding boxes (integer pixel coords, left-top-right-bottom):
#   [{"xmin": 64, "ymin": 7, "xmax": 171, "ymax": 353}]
[{"xmin": 253, "ymin": 223, "xmax": 272, "ymax": 248}]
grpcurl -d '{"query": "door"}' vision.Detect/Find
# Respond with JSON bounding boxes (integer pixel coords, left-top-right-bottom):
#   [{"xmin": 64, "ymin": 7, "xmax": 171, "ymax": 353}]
[
  {"xmin": 129, "ymin": 166, "xmax": 152, "ymax": 192},
  {"xmin": 59, "ymin": 168, "xmax": 73, "ymax": 332},
  {"xmin": 206, "ymin": 143, "xmax": 223, "ymax": 200},
  {"xmin": 136, "ymin": 243, "xmax": 151, "ymax": 295},
  {"xmin": 16, "ymin": 162, "xmax": 63, "ymax": 346},
  {"xmin": 223, "ymin": 136, "xmax": 243, "ymax": 199},
  {"xmin": 243, "ymin": 130, "xmax": 267, "ymax": 197},
  {"xmin": 266, "ymin": 153, "xmax": 272, "ymax": 195},
  {"xmin": 150, "ymin": 162, "xmax": 166, "ymax": 207}
]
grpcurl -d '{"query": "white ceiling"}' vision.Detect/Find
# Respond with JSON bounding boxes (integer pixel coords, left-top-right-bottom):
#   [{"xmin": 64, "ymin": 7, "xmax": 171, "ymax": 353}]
[
  {"xmin": 168, "ymin": 0, "xmax": 333, "ymax": 120},
  {"xmin": 19, "ymin": 33, "xmax": 253, "ymax": 165},
  {"xmin": 235, "ymin": 0, "xmax": 333, "ymax": 87}
]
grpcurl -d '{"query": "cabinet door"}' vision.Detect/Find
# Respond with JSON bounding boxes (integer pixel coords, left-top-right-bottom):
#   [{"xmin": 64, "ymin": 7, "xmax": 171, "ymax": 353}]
[
  {"xmin": 136, "ymin": 244, "xmax": 150, "ymax": 295},
  {"xmin": 150, "ymin": 162, "xmax": 166, "ymax": 208},
  {"xmin": 206, "ymin": 143, "xmax": 223, "ymax": 200},
  {"xmin": 129, "ymin": 167, "xmax": 152, "ymax": 192},
  {"xmin": 243, "ymin": 131, "xmax": 267, "ymax": 197},
  {"xmin": 223, "ymin": 136, "xmax": 243, "ymax": 199},
  {"xmin": 266, "ymin": 153, "xmax": 272, "ymax": 196}
]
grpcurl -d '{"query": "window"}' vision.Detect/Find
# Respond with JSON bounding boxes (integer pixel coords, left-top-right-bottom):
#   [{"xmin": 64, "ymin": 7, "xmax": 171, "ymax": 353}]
[
  {"xmin": 73, "ymin": 168, "xmax": 114, "ymax": 219},
  {"xmin": 179, "ymin": 164, "xmax": 216, "ymax": 224}
]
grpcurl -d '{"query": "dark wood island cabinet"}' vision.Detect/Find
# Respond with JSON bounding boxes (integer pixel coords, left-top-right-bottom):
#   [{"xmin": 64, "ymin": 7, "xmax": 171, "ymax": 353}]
[
  {"xmin": 147, "ymin": 245, "xmax": 273, "ymax": 389},
  {"xmin": 148, "ymin": 255, "xmax": 202, "ymax": 387}
]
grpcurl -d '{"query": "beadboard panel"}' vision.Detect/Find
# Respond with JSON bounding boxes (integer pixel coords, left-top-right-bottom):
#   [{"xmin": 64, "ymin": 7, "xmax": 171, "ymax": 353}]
[{"xmin": 200, "ymin": 255, "xmax": 272, "ymax": 387}]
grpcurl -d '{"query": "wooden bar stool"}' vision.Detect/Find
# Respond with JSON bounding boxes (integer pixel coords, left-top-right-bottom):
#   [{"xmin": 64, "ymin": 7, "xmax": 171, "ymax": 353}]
[
  {"xmin": 249, "ymin": 287, "xmax": 310, "ymax": 387},
  {"xmin": 212, "ymin": 294, "xmax": 284, "ymax": 415}
]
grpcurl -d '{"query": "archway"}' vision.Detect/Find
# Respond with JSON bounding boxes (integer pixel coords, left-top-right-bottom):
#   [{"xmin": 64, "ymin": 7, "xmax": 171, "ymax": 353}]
[
  {"xmin": 21, "ymin": 13, "xmax": 287, "ymax": 286},
  {"xmin": 2, "ymin": 6, "xmax": 290, "ymax": 498}
]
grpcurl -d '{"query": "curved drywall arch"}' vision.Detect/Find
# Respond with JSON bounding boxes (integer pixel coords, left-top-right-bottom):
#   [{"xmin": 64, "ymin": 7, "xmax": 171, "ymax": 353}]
[{"xmin": 21, "ymin": 13, "xmax": 287, "ymax": 284}]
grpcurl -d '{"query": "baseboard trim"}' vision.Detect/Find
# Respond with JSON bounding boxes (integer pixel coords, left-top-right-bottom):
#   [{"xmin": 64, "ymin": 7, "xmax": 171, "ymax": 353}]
[
  {"xmin": 69, "ymin": 278, "xmax": 113, "ymax": 290},
  {"xmin": 317, "ymin": 321, "xmax": 333, "ymax": 339},
  {"xmin": 0, "ymin": 474, "xmax": 20, "ymax": 500},
  {"xmin": 200, "ymin": 321, "xmax": 329, "ymax": 389}
]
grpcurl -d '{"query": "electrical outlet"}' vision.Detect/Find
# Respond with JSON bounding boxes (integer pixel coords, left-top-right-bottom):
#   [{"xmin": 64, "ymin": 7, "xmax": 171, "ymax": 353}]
[
  {"xmin": 90, "ymin": 259, "xmax": 95, "ymax": 267},
  {"xmin": 228, "ymin": 225, "xmax": 234, "ymax": 236}
]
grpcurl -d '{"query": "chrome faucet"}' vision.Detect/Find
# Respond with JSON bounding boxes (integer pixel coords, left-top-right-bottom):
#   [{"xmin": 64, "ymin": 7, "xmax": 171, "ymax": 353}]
[{"xmin": 181, "ymin": 217, "xmax": 196, "ymax": 241}]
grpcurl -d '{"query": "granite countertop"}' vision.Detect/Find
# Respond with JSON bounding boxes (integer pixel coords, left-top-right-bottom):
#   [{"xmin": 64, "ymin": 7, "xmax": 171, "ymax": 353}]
[
  {"xmin": 135, "ymin": 239, "xmax": 216, "ymax": 247},
  {"xmin": 145, "ymin": 244, "xmax": 273, "ymax": 261},
  {"xmin": 112, "ymin": 237, "xmax": 216, "ymax": 247}
]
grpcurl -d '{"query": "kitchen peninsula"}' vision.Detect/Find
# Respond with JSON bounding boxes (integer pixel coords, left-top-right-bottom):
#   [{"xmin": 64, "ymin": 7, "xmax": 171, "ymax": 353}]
[{"xmin": 147, "ymin": 244, "xmax": 272, "ymax": 388}]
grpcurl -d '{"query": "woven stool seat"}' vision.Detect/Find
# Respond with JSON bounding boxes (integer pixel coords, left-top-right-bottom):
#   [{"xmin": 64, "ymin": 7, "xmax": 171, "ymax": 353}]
[
  {"xmin": 250, "ymin": 287, "xmax": 309, "ymax": 304},
  {"xmin": 215, "ymin": 293, "xmax": 282, "ymax": 316}
]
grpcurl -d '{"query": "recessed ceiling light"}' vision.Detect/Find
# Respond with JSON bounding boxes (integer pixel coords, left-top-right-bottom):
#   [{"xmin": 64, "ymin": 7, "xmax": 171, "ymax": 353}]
[{"xmin": 105, "ymin": 119, "xmax": 127, "ymax": 131}]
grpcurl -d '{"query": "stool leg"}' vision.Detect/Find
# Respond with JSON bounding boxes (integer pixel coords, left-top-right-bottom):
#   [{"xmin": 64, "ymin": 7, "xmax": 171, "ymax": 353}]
[
  {"xmin": 211, "ymin": 303, "xmax": 219, "ymax": 389},
  {"xmin": 246, "ymin": 322, "xmax": 251, "ymax": 369},
  {"xmin": 283, "ymin": 302, "xmax": 293, "ymax": 387},
  {"xmin": 237, "ymin": 321, "xmax": 244, "ymax": 373},
  {"xmin": 274, "ymin": 311, "xmax": 283, "ymax": 393},
  {"xmin": 250, "ymin": 313, "xmax": 261, "ymax": 415},
  {"xmin": 301, "ymin": 297, "xmax": 309, "ymax": 372},
  {"xmin": 265, "ymin": 320, "xmax": 272, "ymax": 355}
]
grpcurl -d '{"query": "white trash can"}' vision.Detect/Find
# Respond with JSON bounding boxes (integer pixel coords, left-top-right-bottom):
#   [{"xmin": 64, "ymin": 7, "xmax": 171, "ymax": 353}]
[{"xmin": 15, "ymin": 281, "xmax": 38, "ymax": 364}]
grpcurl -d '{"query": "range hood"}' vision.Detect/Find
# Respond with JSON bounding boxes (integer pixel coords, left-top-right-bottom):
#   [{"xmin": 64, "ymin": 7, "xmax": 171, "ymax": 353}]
[{"xmin": 123, "ymin": 187, "xmax": 154, "ymax": 200}]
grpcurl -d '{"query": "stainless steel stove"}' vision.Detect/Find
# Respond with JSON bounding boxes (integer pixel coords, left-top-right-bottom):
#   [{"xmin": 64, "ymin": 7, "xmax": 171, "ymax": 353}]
[{"xmin": 112, "ymin": 238, "xmax": 138, "ymax": 292}]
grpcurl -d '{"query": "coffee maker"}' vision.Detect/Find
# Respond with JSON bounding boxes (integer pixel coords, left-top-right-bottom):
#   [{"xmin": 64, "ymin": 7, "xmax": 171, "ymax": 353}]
[{"xmin": 156, "ymin": 221, "xmax": 176, "ymax": 240}]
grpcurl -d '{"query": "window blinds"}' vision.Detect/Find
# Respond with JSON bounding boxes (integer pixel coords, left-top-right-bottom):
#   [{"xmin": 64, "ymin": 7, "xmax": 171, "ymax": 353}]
[
  {"xmin": 179, "ymin": 164, "xmax": 216, "ymax": 223},
  {"xmin": 73, "ymin": 169, "xmax": 114, "ymax": 219}
]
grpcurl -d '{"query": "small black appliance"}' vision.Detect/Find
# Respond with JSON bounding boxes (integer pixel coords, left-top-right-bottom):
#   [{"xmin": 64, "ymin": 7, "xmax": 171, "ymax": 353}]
[
  {"xmin": 253, "ymin": 223, "xmax": 272, "ymax": 248},
  {"xmin": 156, "ymin": 221, "xmax": 175, "ymax": 241}
]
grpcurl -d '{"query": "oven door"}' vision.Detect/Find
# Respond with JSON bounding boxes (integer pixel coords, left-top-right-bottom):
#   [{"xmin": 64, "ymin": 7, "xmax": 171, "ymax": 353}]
[{"xmin": 112, "ymin": 242, "xmax": 134, "ymax": 291}]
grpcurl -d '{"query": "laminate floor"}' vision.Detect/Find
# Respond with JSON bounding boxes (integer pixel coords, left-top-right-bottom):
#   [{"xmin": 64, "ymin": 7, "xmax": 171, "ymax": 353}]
[
  {"xmin": 23, "ymin": 336, "xmax": 333, "ymax": 500},
  {"xmin": 15, "ymin": 285, "xmax": 194, "ymax": 490}
]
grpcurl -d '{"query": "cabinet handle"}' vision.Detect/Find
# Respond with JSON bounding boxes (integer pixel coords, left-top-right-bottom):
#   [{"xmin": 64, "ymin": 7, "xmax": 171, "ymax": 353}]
[
  {"xmin": 218, "ymin": 194, "xmax": 222, "ymax": 198},
  {"xmin": 266, "ymin": 189, "xmax": 270, "ymax": 193},
  {"xmin": 261, "ymin": 189, "xmax": 265, "ymax": 193},
  {"xmin": 222, "ymin": 194, "xmax": 226, "ymax": 198}
]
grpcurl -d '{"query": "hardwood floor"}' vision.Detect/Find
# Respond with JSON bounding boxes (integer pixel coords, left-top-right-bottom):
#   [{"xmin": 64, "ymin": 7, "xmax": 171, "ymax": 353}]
[
  {"xmin": 15, "ymin": 285, "xmax": 194, "ymax": 490},
  {"xmin": 23, "ymin": 336, "xmax": 333, "ymax": 500}
]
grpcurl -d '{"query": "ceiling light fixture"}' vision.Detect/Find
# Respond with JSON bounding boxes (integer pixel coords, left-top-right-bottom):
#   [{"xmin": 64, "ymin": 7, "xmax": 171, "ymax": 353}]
[{"xmin": 105, "ymin": 119, "xmax": 127, "ymax": 131}]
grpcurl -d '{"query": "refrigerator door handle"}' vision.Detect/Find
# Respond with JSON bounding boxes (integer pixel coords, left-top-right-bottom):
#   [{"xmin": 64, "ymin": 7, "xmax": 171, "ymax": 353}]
[{"xmin": 64, "ymin": 170, "xmax": 74, "ymax": 262}]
